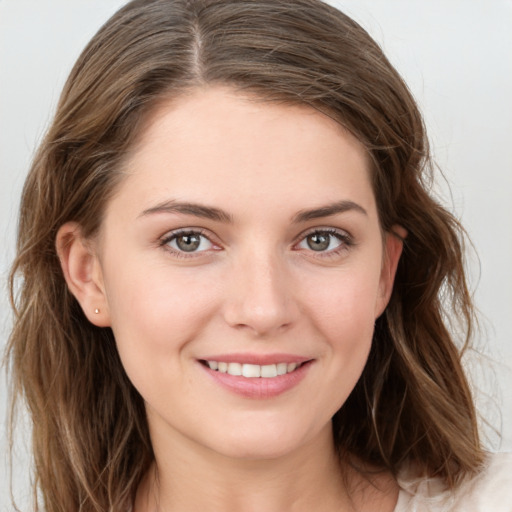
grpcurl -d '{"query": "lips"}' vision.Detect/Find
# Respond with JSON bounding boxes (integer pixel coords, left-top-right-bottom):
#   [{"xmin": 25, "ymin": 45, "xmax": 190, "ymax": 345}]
[{"xmin": 198, "ymin": 354, "xmax": 313, "ymax": 399}]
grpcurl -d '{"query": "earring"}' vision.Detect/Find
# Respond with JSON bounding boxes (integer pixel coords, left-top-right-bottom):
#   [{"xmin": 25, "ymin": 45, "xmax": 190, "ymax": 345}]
[{"xmin": 94, "ymin": 308, "xmax": 100, "ymax": 314}]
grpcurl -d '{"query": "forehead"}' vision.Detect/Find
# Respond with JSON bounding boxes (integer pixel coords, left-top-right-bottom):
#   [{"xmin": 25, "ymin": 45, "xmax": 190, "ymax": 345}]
[{"xmin": 111, "ymin": 86, "xmax": 376, "ymax": 220}]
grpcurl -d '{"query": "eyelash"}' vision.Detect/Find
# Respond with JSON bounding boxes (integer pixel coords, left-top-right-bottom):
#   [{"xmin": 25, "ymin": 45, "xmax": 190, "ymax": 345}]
[
  {"xmin": 295, "ymin": 228, "xmax": 354, "ymax": 259},
  {"xmin": 159, "ymin": 228, "xmax": 218, "ymax": 259},
  {"xmin": 159, "ymin": 227, "xmax": 354, "ymax": 259}
]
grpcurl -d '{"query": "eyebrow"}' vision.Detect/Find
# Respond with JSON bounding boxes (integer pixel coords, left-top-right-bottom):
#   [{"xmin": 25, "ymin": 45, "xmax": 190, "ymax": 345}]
[
  {"xmin": 139, "ymin": 199, "xmax": 367, "ymax": 223},
  {"xmin": 292, "ymin": 200, "xmax": 367, "ymax": 223},
  {"xmin": 139, "ymin": 200, "xmax": 233, "ymax": 223}
]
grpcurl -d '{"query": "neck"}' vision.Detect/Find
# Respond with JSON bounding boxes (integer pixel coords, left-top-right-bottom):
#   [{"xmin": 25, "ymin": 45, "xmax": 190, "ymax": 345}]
[{"xmin": 134, "ymin": 422, "xmax": 398, "ymax": 512}]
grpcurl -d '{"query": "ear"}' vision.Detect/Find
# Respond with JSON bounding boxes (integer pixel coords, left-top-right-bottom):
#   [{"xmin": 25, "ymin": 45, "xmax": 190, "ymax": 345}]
[
  {"xmin": 375, "ymin": 224, "xmax": 407, "ymax": 318},
  {"xmin": 56, "ymin": 222, "xmax": 111, "ymax": 327}
]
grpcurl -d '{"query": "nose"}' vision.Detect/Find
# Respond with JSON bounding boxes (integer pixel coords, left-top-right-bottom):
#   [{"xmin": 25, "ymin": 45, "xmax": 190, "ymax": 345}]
[{"xmin": 222, "ymin": 249, "xmax": 299, "ymax": 338}]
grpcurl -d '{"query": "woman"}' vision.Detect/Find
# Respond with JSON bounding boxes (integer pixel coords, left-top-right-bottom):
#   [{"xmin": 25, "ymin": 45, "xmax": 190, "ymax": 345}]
[{"xmin": 6, "ymin": 0, "xmax": 511, "ymax": 510}]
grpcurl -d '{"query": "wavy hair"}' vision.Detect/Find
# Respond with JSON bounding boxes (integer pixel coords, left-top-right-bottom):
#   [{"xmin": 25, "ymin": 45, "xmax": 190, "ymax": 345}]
[{"xmin": 7, "ymin": 0, "xmax": 483, "ymax": 510}]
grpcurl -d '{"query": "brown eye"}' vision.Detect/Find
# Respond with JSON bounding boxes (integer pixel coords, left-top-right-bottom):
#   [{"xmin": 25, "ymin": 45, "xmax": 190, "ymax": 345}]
[
  {"xmin": 306, "ymin": 233, "xmax": 331, "ymax": 251},
  {"xmin": 165, "ymin": 231, "xmax": 213, "ymax": 253},
  {"xmin": 297, "ymin": 229, "xmax": 347, "ymax": 253},
  {"xmin": 175, "ymin": 234, "xmax": 201, "ymax": 252}
]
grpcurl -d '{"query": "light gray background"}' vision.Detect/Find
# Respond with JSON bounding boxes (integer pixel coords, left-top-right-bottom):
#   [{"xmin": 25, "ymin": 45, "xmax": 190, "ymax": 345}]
[{"xmin": 1, "ymin": 1, "xmax": 511, "ymax": 509}]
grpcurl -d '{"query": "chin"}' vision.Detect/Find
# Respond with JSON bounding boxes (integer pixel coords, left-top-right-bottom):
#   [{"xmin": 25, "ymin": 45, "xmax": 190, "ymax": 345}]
[{"xmin": 205, "ymin": 419, "xmax": 331, "ymax": 462}]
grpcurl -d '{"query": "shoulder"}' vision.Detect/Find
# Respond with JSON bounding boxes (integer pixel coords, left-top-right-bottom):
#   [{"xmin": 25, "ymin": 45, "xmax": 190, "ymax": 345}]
[{"xmin": 395, "ymin": 452, "xmax": 512, "ymax": 512}]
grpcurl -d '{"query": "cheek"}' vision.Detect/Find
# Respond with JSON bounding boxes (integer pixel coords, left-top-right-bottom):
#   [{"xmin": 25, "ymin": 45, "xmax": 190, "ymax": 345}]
[
  {"xmin": 102, "ymin": 258, "xmax": 219, "ymax": 376},
  {"xmin": 305, "ymin": 265, "xmax": 381, "ymax": 331},
  {"xmin": 300, "ymin": 266, "xmax": 380, "ymax": 390}
]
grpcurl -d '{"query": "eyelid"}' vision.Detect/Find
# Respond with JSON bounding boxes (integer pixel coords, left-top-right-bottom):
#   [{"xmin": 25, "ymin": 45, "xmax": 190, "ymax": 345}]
[
  {"xmin": 294, "ymin": 226, "xmax": 352, "ymax": 243},
  {"xmin": 293, "ymin": 226, "xmax": 354, "ymax": 254},
  {"xmin": 159, "ymin": 227, "xmax": 222, "ymax": 257}
]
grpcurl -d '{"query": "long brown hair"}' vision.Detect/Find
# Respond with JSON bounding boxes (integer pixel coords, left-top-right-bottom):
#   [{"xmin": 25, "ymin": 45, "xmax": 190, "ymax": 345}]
[{"xmin": 7, "ymin": 0, "xmax": 483, "ymax": 510}]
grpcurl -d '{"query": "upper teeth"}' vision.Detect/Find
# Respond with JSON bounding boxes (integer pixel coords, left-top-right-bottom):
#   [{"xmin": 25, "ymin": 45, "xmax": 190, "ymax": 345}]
[{"xmin": 207, "ymin": 361, "xmax": 299, "ymax": 378}]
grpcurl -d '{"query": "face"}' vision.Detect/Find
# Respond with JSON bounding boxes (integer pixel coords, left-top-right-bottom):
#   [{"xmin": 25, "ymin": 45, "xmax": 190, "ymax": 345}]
[{"xmin": 75, "ymin": 87, "xmax": 402, "ymax": 461}]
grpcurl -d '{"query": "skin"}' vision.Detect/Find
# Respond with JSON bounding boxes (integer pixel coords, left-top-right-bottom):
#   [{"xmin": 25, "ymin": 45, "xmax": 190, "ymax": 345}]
[{"xmin": 58, "ymin": 86, "xmax": 404, "ymax": 511}]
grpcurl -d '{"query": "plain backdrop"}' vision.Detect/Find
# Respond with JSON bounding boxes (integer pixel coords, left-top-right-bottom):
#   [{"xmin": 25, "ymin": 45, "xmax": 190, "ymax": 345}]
[{"xmin": 1, "ymin": 1, "xmax": 511, "ymax": 509}]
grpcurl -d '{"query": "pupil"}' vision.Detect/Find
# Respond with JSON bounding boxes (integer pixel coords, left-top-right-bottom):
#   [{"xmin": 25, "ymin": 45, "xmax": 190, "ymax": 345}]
[
  {"xmin": 177, "ymin": 234, "xmax": 201, "ymax": 252},
  {"xmin": 307, "ymin": 233, "xmax": 330, "ymax": 251}
]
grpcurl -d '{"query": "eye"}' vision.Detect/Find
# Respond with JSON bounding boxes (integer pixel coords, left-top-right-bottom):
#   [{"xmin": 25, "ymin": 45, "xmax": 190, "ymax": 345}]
[
  {"xmin": 296, "ymin": 229, "xmax": 350, "ymax": 253},
  {"xmin": 162, "ymin": 230, "xmax": 215, "ymax": 254}
]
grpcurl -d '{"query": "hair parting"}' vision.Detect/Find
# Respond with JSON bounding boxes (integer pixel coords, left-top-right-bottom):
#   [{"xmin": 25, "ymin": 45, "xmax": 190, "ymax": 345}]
[{"xmin": 7, "ymin": 1, "xmax": 483, "ymax": 510}]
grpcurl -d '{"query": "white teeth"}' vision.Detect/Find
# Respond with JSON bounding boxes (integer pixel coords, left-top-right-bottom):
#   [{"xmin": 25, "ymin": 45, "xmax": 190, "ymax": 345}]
[
  {"xmin": 227, "ymin": 362, "xmax": 242, "ymax": 376},
  {"xmin": 242, "ymin": 364, "xmax": 261, "ymax": 378},
  {"xmin": 277, "ymin": 363, "xmax": 287, "ymax": 375},
  {"xmin": 206, "ymin": 360, "xmax": 303, "ymax": 378},
  {"xmin": 261, "ymin": 364, "xmax": 277, "ymax": 378}
]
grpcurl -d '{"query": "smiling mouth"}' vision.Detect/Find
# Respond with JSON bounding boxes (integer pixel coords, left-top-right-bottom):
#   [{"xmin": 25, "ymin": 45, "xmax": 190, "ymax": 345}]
[{"xmin": 200, "ymin": 360, "xmax": 308, "ymax": 378}]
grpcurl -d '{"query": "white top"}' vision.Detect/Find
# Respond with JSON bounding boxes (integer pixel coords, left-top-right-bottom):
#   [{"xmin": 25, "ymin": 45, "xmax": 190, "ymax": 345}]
[{"xmin": 394, "ymin": 452, "xmax": 512, "ymax": 511}]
